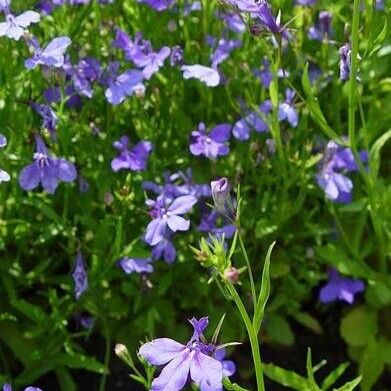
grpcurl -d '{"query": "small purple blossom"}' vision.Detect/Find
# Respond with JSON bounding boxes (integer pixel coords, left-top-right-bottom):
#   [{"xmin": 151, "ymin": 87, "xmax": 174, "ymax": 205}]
[
  {"xmin": 25, "ymin": 36, "xmax": 72, "ymax": 70},
  {"xmin": 104, "ymin": 67, "xmax": 144, "ymax": 105},
  {"xmin": 339, "ymin": 43, "xmax": 351, "ymax": 81},
  {"xmin": 316, "ymin": 140, "xmax": 366, "ymax": 203},
  {"xmin": 308, "ymin": 11, "xmax": 332, "ymax": 41},
  {"xmin": 138, "ymin": 0, "xmax": 174, "ymax": 11},
  {"xmin": 151, "ymin": 233, "xmax": 176, "ymax": 263},
  {"xmin": 143, "ymin": 169, "xmax": 211, "ymax": 201},
  {"xmin": 210, "ymin": 38, "xmax": 241, "ymax": 68},
  {"xmin": 0, "ymin": 134, "xmax": 10, "ymax": 183},
  {"xmin": 72, "ymin": 252, "xmax": 88, "ymax": 300},
  {"xmin": 170, "ymin": 45, "xmax": 184, "ymax": 66},
  {"xmin": 139, "ymin": 316, "xmax": 235, "ymax": 391},
  {"xmin": 319, "ymin": 269, "xmax": 364, "ymax": 304},
  {"xmin": 111, "ymin": 136, "xmax": 153, "ymax": 172},
  {"xmin": 181, "ymin": 64, "xmax": 220, "ymax": 87},
  {"xmin": 0, "ymin": 9, "xmax": 40, "ymax": 41},
  {"xmin": 190, "ymin": 123, "xmax": 231, "ymax": 159},
  {"xmin": 232, "ymin": 100, "xmax": 272, "ymax": 140},
  {"xmin": 119, "ymin": 257, "xmax": 154, "ymax": 274},
  {"xmin": 145, "ymin": 194, "xmax": 197, "ymax": 246},
  {"xmin": 31, "ymin": 102, "xmax": 58, "ymax": 138},
  {"xmin": 3, "ymin": 385, "xmax": 42, "ymax": 391},
  {"xmin": 19, "ymin": 135, "xmax": 77, "ymax": 194},
  {"xmin": 220, "ymin": 12, "xmax": 246, "ymax": 33},
  {"xmin": 296, "ymin": 0, "xmax": 317, "ymax": 5},
  {"xmin": 278, "ymin": 88, "xmax": 298, "ymax": 128}
]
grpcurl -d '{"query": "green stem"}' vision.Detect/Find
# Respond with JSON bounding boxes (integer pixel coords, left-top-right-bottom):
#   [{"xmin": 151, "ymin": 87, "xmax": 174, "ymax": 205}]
[
  {"xmin": 227, "ymin": 283, "xmax": 265, "ymax": 391},
  {"xmin": 347, "ymin": 0, "xmax": 387, "ymax": 272},
  {"xmin": 348, "ymin": 0, "xmax": 360, "ymax": 148},
  {"xmin": 238, "ymin": 232, "xmax": 257, "ymax": 313},
  {"xmin": 99, "ymin": 327, "xmax": 111, "ymax": 391}
]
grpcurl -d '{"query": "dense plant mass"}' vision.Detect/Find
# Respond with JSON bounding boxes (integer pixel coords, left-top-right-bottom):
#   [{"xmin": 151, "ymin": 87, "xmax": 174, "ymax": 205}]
[{"xmin": 0, "ymin": 0, "xmax": 390, "ymax": 390}]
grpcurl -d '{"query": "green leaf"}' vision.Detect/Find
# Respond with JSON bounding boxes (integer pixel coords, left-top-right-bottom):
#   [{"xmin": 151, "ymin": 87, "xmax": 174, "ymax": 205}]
[
  {"xmin": 301, "ymin": 63, "xmax": 347, "ymax": 146},
  {"xmin": 359, "ymin": 339, "xmax": 385, "ymax": 391},
  {"xmin": 263, "ymin": 363, "xmax": 310, "ymax": 391},
  {"xmin": 292, "ymin": 312, "xmax": 322, "ymax": 335},
  {"xmin": 333, "ymin": 376, "xmax": 361, "ymax": 391},
  {"xmin": 369, "ymin": 129, "xmax": 391, "ymax": 180},
  {"xmin": 368, "ymin": 19, "xmax": 388, "ymax": 57},
  {"xmin": 321, "ymin": 362, "xmax": 349, "ymax": 390},
  {"xmin": 56, "ymin": 368, "xmax": 77, "ymax": 391},
  {"xmin": 11, "ymin": 299, "xmax": 48, "ymax": 324},
  {"xmin": 253, "ymin": 241, "xmax": 275, "ymax": 333},
  {"xmin": 223, "ymin": 378, "xmax": 251, "ymax": 391},
  {"xmin": 270, "ymin": 79, "xmax": 278, "ymax": 107},
  {"xmin": 306, "ymin": 348, "xmax": 321, "ymax": 391},
  {"xmin": 340, "ymin": 306, "xmax": 378, "ymax": 347},
  {"xmin": 266, "ymin": 313, "xmax": 295, "ymax": 346}
]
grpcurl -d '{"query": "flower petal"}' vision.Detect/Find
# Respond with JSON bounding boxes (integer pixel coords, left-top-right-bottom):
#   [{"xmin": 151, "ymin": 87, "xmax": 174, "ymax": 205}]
[
  {"xmin": 166, "ymin": 215, "xmax": 190, "ymax": 232},
  {"xmin": 190, "ymin": 352, "xmax": 223, "ymax": 391},
  {"xmin": 168, "ymin": 195, "xmax": 197, "ymax": 214},
  {"xmin": 139, "ymin": 338, "xmax": 186, "ymax": 365},
  {"xmin": 19, "ymin": 163, "xmax": 40, "ymax": 191},
  {"xmin": 145, "ymin": 218, "xmax": 167, "ymax": 246},
  {"xmin": 151, "ymin": 349, "xmax": 191, "ymax": 391}
]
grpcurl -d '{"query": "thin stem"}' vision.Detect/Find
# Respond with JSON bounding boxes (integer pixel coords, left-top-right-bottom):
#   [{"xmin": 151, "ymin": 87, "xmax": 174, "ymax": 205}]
[
  {"xmin": 238, "ymin": 232, "xmax": 257, "ymax": 313},
  {"xmin": 348, "ymin": 0, "xmax": 360, "ymax": 149},
  {"xmin": 99, "ymin": 327, "xmax": 111, "ymax": 391},
  {"xmin": 227, "ymin": 283, "xmax": 265, "ymax": 391}
]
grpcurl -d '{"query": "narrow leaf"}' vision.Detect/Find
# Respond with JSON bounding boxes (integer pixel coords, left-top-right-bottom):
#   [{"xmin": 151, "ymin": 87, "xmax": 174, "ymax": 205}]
[
  {"xmin": 333, "ymin": 376, "xmax": 362, "ymax": 391},
  {"xmin": 253, "ymin": 241, "xmax": 276, "ymax": 333},
  {"xmin": 302, "ymin": 63, "xmax": 347, "ymax": 146},
  {"xmin": 263, "ymin": 363, "xmax": 310, "ymax": 391},
  {"xmin": 321, "ymin": 363, "xmax": 349, "ymax": 390}
]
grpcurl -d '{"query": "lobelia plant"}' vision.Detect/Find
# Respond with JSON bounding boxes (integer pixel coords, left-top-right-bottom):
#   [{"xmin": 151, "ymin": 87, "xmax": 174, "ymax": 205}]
[{"xmin": 115, "ymin": 178, "xmax": 363, "ymax": 391}]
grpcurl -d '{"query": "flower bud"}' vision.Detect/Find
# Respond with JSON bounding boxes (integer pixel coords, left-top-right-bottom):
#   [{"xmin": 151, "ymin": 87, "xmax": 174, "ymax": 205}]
[
  {"xmin": 115, "ymin": 343, "xmax": 135, "ymax": 368},
  {"xmin": 224, "ymin": 267, "xmax": 240, "ymax": 284},
  {"xmin": 211, "ymin": 177, "xmax": 230, "ymax": 207}
]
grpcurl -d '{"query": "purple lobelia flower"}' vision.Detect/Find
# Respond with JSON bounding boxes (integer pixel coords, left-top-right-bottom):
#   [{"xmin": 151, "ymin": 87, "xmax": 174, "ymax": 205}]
[
  {"xmin": 119, "ymin": 257, "xmax": 154, "ymax": 274},
  {"xmin": 224, "ymin": 0, "xmax": 261, "ymax": 12},
  {"xmin": 151, "ymin": 232, "xmax": 176, "ymax": 263},
  {"xmin": 308, "ymin": 11, "xmax": 332, "ymax": 41},
  {"xmin": 19, "ymin": 135, "xmax": 77, "ymax": 193},
  {"xmin": 143, "ymin": 169, "xmax": 211, "ymax": 201},
  {"xmin": 111, "ymin": 135, "xmax": 153, "ymax": 172},
  {"xmin": 375, "ymin": 0, "xmax": 384, "ymax": 10},
  {"xmin": 220, "ymin": 12, "xmax": 246, "ymax": 33},
  {"xmin": 72, "ymin": 252, "xmax": 88, "ymax": 300},
  {"xmin": 0, "ymin": 134, "xmax": 10, "ymax": 183},
  {"xmin": 25, "ymin": 36, "xmax": 72, "ymax": 69},
  {"xmin": 181, "ymin": 64, "xmax": 220, "ymax": 87},
  {"xmin": 138, "ymin": 0, "xmax": 175, "ymax": 11},
  {"xmin": 319, "ymin": 269, "xmax": 364, "ymax": 304},
  {"xmin": 103, "ymin": 63, "xmax": 144, "ymax": 105},
  {"xmin": 139, "ymin": 316, "xmax": 235, "ymax": 391},
  {"xmin": 316, "ymin": 140, "xmax": 366, "ymax": 203},
  {"xmin": 232, "ymin": 100, "xmax": 272, "ymax": 140},
  {"xmin": 170, "ymin": 45, "xmax": 184, "ymax": 66},
  {"xmin": 145, "ymin": 194, "xmax": 197, "ymax": 246},
  {"xmin": 210, "ymin": 38, "xmax": 241, "ymax": 68},
  {"xmin": 278, "ymin": 88, "xmax": 298, "ymax": 127},
  {"xmin": 211, "ymin": 178, "xmax": 232, "ymax": 217},
  {"xmin": 3, "ymin": 385, "xmax": 42, "ymax": 391},
  {"xmin": 114, "ymin": 29, "xmax": 170, "ymax": 79},
  {"xmin": 65, "ymin": 57, "xmax": 101, "ymax": 99},
  {"xmin": 339, "ymin": 43, "xmax": 351, "ymax": 81},
  {"xmin": 0, "ymin": 5, "xmax": 40, "ymax": 41},
  {"xmin": 198, "ymin": 210, "xmax": 236, "ymax": 242},
  {"xmin": 296, "ymin": 0, "xmax": 317, "ymax": 5},
  {"xmin": 31, "ymin": 102, "xmax": 58, "ymax": 138},
  {"xmin": 190, "ymin": 122, "xmax": 231, "ymax": 159}
]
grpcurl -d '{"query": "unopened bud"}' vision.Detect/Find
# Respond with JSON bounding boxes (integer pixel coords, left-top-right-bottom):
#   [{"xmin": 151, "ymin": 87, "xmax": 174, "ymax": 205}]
[
  {"xmin": 115, "ymin": 343, "xmax": 134, "ymax": 368},
  {"xmin": 224, "ymin": 267, "xmax": 240, "ymax": 284}
]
